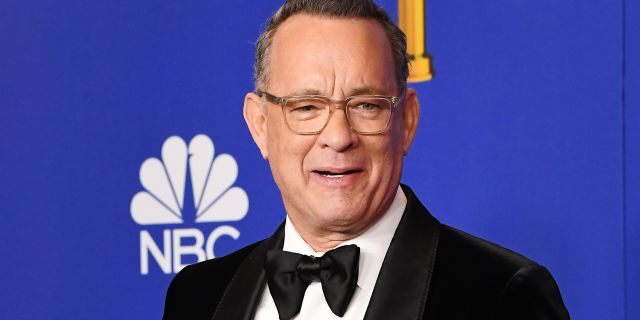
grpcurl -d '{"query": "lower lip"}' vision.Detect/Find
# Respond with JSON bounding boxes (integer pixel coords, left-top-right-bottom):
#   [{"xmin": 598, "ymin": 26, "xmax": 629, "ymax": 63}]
[{"xmin": 310, "ymin": 171, "xmax": 363, "ymax": 187}]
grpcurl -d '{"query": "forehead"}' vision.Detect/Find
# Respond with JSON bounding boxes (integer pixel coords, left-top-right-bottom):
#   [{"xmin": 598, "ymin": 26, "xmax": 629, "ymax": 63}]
[{"xmin": 268, "ymin": 14, "xmax": 397, "ymax": 96}]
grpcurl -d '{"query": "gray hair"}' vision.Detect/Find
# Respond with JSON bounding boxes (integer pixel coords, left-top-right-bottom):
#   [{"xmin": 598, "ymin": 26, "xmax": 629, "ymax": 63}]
[{"xmin": 253, "ymin": 0, "xmax": 410, "ymax": 94}]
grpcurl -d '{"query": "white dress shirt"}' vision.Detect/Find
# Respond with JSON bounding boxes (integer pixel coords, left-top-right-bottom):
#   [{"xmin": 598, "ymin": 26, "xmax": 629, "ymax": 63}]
[{"xmin": 253, "ymin": 187, "xmax": 407, "ymax": 320}]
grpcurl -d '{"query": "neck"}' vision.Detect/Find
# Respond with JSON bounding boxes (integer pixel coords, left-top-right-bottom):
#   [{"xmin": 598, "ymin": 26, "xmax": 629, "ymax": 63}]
[
  {"xmin": 285, "ymin": 186, "xmax": 402, "ymax": 252},
  {"xmin": 287, "ymin": 215, "xmax": 379, "ymax": 253},
  {"xmin": 304, "ymin": 230, "xmax": 362, "ymax": 252},
  {"xmin": 305, "ymin": 238, "xmax": 350, "ymax": 252}
]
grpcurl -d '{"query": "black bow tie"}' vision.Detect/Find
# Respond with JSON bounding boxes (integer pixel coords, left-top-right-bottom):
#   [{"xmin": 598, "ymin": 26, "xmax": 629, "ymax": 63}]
[{"xmin": 265, "ymin": 244, "xmax": 360, "ymax": 320}]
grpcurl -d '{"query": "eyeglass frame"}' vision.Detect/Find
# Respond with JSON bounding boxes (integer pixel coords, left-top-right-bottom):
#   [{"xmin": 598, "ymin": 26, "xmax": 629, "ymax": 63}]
[{"xmin": 256, "ymin": 90, "xmax": 403, "ymax": 135}]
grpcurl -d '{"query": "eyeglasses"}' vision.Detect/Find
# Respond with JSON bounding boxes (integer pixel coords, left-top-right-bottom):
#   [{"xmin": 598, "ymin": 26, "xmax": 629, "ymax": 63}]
[{"xmin": 257, "ymin": 91, "xmax": 402, "ymax": 135}]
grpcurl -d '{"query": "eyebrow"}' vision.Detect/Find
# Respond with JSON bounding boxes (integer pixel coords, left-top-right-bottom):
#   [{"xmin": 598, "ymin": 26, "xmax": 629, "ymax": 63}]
[
  {"xmin": 287, "ymin": 87, "xmax": 387, "ymax": 97},
  {"xmin": 288, "ymin": 88, "xmax": 324, "ymax": 96},
  {"xmin": 348, "ymin": 87, "xmax": 387, "ymax": 96}
]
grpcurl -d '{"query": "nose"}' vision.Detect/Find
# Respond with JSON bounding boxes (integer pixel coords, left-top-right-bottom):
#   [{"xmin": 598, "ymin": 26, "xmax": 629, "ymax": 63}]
[{"xmin": 316, "ymin": 107, "xmax": 358, "ymax": 152}]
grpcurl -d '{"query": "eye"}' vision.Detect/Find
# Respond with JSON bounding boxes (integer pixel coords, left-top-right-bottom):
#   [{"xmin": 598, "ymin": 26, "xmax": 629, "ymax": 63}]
[
  {"xmin": 354, "ymin": 102, "xmax": 382, "ymax": 111},
  {"xmin": 291, "ymin": 104, "xmax": 321, "ymax": 113},
  {"xmin": 286, "ymin": 101, "xmax": 326, "ymax": 121}
]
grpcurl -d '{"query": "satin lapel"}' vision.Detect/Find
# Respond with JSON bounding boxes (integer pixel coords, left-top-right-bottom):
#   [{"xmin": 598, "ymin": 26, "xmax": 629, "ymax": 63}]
[
  {"xmin": 211, "ymin": 224, "xmax": 285, "ymax": 320},
  {"xmin": 363, "ymin": 185, "xmax": 441, "ymax": 320}
]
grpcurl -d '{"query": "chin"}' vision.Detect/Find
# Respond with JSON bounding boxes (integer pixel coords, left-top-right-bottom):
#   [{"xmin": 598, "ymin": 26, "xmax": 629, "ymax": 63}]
[{"xmin": 314, "ymin": 206, "xmax": 366, "ymax": 226}]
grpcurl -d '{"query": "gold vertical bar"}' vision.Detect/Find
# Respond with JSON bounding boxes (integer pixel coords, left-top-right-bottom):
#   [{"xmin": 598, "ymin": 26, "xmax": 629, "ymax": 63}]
[{"xmin": 399, "ymin": 0, "xmax": 433, "ymax": 82}]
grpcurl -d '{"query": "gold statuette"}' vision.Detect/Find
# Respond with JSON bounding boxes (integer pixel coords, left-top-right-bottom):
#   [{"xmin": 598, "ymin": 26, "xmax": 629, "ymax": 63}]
[{"xmin": 399, "ymin": 0, "xmax": 434, "ymax": 82}]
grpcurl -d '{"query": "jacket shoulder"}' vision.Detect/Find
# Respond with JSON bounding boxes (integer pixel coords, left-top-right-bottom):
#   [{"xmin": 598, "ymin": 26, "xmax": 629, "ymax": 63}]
[
  {"xmin": 438, "ymin": 225, "xmax": 539, "ymax": 274},
  {"xmin": 426, "ymin": 225, "xmax": 569, "ymax": 319},
  {"xmin": 162, "ymin": 241, "xmax": 262, "ymax": 320}
]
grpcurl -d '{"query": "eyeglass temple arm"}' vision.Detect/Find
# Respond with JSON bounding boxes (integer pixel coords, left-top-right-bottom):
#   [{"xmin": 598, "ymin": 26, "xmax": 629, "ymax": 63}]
[{"xmin": 256, "ymin": 91, "xmax": 285, "ymax": 104}]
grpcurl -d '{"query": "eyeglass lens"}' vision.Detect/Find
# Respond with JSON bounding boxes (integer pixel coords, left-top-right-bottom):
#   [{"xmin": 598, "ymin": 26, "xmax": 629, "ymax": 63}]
[{"xmin": 283, "ymin": 97, "xmax": 392, "ymax": 134}]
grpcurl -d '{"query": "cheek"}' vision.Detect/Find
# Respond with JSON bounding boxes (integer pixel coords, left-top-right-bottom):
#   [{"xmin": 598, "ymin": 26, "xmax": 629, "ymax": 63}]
[
  {"xmin": 388, "ymin": 113, "xmax": 407, "ymax": 155},
  {"xmin": 366, "ymin": 123, "xmax": 405, "ymax": 176},
  {"xmin": 362, "ymin": 137, "xmax": 395, "ymax": 172},
  {"xmin": 266, "ymin": 121, "xmax": 315, "ymax": 175},
  {"xmin": 266, "ymin": 112, "xmax": 289, "ymax": 158}
]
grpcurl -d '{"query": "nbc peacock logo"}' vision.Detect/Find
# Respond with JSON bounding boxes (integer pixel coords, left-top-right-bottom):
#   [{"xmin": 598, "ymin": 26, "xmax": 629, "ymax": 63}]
[{"xmin": 131, "ymin": 134, "xmax": 249, "ymax": 275}]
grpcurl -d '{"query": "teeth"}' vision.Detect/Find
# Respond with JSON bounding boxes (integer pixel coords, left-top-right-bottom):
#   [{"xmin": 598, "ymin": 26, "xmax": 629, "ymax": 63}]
[
  {"xmin": 321, "ymin": 172, "xmax": 344, "ymax": 178},
  {"xmin": 316, "ymin": 170, "xmax": 357, "ymax": 178}
]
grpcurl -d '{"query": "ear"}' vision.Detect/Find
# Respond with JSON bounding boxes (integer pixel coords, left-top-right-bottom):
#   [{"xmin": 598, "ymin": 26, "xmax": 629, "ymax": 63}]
[
  {"xmin": 400, "ymin": 88, "xmax": 420, "ymax": 155},
  {"xmin": 243, "ymin": 92, "xmax": 269, "ymax": 159}
]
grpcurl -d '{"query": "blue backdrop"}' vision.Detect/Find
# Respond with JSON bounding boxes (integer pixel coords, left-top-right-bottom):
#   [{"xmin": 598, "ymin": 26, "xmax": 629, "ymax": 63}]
[{"xmin": 1, "ymin": 0, "xmax": 638, "ymax": 319}]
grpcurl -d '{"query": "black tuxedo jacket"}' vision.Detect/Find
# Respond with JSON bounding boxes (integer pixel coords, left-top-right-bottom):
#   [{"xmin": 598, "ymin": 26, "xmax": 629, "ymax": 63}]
[{"xmin": 163, "ymin": 185, "xmax": 570, "ymax": 320}]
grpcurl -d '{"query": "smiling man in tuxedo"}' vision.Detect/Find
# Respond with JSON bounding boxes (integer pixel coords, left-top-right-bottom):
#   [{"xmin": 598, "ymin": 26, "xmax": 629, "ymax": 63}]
[{"xmin": 163, "ymin": 1, "xmax": 570, "ymax": 319}]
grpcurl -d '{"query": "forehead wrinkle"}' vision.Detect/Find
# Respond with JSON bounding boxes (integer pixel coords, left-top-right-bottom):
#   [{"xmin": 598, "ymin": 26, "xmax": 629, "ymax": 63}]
[
  {"xmin": 335, "ymin": 54, "xmax": 395, "ymax": 98},
  {"xmin": 329, "ymin": 67, "xmax": 337, "ymax": 98},
  {"xmin": 348, "ymin": 86, "xmax": 388, "ymax": 96},
  {"xmin": 291, "ymin": 58, "xmax": 394, "ymax": 98},
  {"xmin": 332, "ymin": 60, "xmax": 363, "ymax": 99}
]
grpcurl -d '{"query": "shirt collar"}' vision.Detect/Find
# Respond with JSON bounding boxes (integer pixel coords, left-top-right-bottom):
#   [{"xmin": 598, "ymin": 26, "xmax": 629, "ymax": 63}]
[{"xmin": 283, "ymin": 186, "xmax": 407, "ymax": 295}]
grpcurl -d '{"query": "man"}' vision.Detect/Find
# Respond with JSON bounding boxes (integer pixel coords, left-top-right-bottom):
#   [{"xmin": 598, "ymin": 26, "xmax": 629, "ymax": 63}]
[{"xmin": 163, "ymin": 0, "xmax": 570, "ymax": 319}]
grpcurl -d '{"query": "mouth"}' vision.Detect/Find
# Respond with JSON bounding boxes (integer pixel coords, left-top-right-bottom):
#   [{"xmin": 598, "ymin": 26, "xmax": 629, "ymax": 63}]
[{"xmin": 312, "ymin": 168, "xmax": 363, "ymax": 178}]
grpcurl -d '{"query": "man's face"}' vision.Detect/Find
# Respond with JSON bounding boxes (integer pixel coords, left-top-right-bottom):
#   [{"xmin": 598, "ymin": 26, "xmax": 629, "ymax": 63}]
[{"xmin": 244, "ymin": 14, "xmax": 419, "ymax": 239}]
